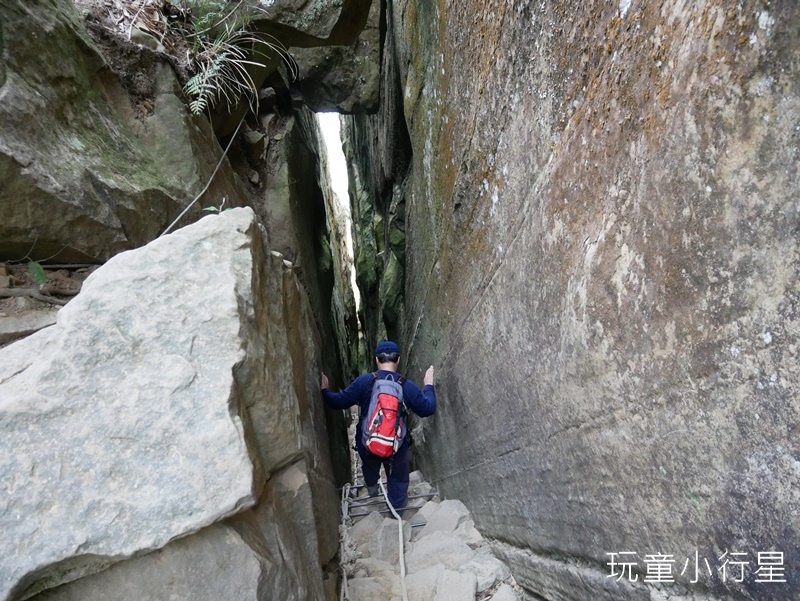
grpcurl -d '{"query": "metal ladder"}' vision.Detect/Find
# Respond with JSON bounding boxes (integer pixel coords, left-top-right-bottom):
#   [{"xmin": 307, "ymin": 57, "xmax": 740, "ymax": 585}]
[{"xmin": 344, "ymin": 480, "xmax": 438, "ymax": 525}]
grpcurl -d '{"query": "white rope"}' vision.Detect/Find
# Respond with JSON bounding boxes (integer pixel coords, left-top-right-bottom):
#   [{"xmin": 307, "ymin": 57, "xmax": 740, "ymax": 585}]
[
  {"xmin": 340, "ymin": 564, "xmax": 349, "ymax": 601},
  {"xmin": 159, "ymin": 115, "xmax": 246, "ymax": 237},
  {"xmin": 341, "ymin": 483, "xmax": 351, "ymax": 519},
  {"xmin": 380, "ymin": 482, "xmax": 409, "ymax": 601},
  {"xmin": 339, "ymin": 483, "xmax": 351, "ymax": 601}
]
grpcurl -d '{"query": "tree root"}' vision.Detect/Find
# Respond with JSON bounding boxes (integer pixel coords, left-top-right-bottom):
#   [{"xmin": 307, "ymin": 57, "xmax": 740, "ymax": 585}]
[{"xmin": 0, "ymin": 288, "xmax": 74, "ymax": 306}]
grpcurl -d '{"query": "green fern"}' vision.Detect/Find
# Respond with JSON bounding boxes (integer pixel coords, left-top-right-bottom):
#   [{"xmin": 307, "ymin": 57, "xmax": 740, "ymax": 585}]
[
  {"xmin": 167, "ymin": 0, "xmax": 297, "ymax": 116},
  {"xmin": 185, "ymin": 58, "xmax": 224, "ymax": 114},
  {"xmin": 168, "ymin": 0, "xmax": 228, "ymax": 33},
  {"xmin": 183, "ymin": 26, "xmax": 293, "ymax": 116}
]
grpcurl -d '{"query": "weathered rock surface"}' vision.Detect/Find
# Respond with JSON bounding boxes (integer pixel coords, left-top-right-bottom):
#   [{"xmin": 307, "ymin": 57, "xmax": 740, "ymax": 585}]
[
  {"xmin": 347, "ymin": 0, "xmax": 800, "ymax": 599},
  {"xmin": 342, "ymin": 0, "xmax": 411, "ymax": 349},
  {"xmin": 211, "ymin": 0, "xmax": 381, "ymax": 136},
  {"xmin": 254, "ymin": 107, "xmax": 360, "ymax": 385},
  {"xmin": 407, "ymin": 564, "xmax": 445, "ymax": 601},
  {"xmin": 33, "ymin": 459, "xmax": 331, "ymax": 601},
  {"xmin": 368, "ymin": 518, "xmax": 412, "ymax": 564},
  {"xmin": 489, "ymin": 583, "xmax": 522, "ymax": 601},
  {"xmin": 32, "ymin": 521, "xmax": 271, "ymax": 601},
  {"xmin": 244, "ymin": 0, "xmax": 346, "ymax": 40},
  {"xmin": 433, "ymin": 570, "xmax": 477, "ymax": 601},
  {"xmin": 348, "ymin": 576, "xmax": 400, "ymax": 601},
  {"xmin": 416, "ymin": 499, "xmax": 470, "ymax": 539},
  {"xmin": 460, "ymin": 553, "xmax": 511, "ymax": 594},
  {"xmin": 0, "ymin": 0, "xmax": 248, "ymax": 263},
  {"xmin": 290, "ymin": 0, "xmax": 381, "ymax": 113},
  {"xmin": 349, "ymin": 510, "xmax": 385, "ymax": 547},
  {"xmin": 1, "ymin": 208, "xmax": 340, "ymax": 601}
]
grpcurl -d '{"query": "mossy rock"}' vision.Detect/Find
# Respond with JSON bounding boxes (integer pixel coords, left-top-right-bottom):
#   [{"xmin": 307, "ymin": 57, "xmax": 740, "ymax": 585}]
[{"xmin": 379, "ymin": 250, "xmax": 403, "ymax": 328}]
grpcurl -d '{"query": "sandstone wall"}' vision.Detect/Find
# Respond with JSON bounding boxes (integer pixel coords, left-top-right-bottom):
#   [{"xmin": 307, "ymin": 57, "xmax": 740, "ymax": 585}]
[
  {"xmin": 347, "ymin": 1, "xmax": 800, "ymax": 599},
  {"xmin": 0, "ymin": 0, "xmax": 380, "ymax": 264},
  {"xmin": 342, "ymin": 0, "xmax": 413, "ymax": 353}
]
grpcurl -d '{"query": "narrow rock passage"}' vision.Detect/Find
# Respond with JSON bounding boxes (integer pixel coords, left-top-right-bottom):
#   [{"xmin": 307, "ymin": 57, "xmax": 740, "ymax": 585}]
[{"xmin": 338, "ymin": 452, "xmax": 522, "ymax": 600}]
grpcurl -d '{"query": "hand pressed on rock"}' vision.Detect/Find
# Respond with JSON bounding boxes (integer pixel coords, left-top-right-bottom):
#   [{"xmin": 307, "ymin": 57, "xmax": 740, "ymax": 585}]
[
  {"xmin": 321, "ymin": 373, "xmax": 329, "ymax": 389},
  {"xmin": 424, "ymin": 366, "xmax": 435, "ymax": 386}
]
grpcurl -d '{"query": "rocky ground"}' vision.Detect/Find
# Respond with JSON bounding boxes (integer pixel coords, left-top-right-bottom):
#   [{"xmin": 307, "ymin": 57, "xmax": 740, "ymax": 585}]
[
  {"xmin": 339, "ymin": 470, "xmax": 522, "ymax": 601},
  {"xmin": 0, "ymin": 263, "xmax": 93, "ymax": 348}
]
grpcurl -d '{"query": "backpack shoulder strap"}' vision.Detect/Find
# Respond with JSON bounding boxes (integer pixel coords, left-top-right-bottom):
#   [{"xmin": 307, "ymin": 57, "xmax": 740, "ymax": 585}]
[{"xmin": 379, "ymin": 372, "xmax": 404, "ymax": 384}]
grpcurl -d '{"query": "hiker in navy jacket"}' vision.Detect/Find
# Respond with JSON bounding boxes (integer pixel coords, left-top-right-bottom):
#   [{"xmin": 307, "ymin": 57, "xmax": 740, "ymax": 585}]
[{"xmin": 321, "ymin": 340, "xmax": 436, "ymax": 513}]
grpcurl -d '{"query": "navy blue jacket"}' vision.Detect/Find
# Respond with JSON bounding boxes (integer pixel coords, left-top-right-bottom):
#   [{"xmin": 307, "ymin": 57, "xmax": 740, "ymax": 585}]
[{"xmin": 322, "ymin": 370, "xmax": 436, "ymax": 442}]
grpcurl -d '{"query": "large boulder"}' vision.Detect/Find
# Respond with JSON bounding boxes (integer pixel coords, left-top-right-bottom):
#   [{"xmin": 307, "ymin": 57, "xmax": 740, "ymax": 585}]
[
  {"xmin": 0, "ymin": 0, "xmax": 248, "ymax": 263},
  {"xmin": 0, "ymin": 209, "xmax": 263, "ymax": 599},
  {"xmin": 244, "ymin": 0, "xmax": 347, "ymax": 40},
  {"xmin": 31, "ymin": 521, "xmax": 278, "ymax": 601},
  {"xmin": 290, "ymin": 0, "xmax": 381, "ymax": 113},
  {"xmin": 0, "ymin": 208, "xmax": 297, "ymax": 600},
  {"xmin": 209, "ymin": 0, "xmax": 381, "ymax": 136}
]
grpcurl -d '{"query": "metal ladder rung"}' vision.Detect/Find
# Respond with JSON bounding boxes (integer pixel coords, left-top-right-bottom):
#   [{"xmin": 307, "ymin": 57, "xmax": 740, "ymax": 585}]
[
  {"xmin": 349, "ymin": 481, "xmax": 387, "ymax": 491},
  {"xmin": 348, "ymin": 492, "xmax": 438, "ymax": 510},
  {"xmin": 351, "ymin": 506, "xmax": 433, "ymax": 519}
]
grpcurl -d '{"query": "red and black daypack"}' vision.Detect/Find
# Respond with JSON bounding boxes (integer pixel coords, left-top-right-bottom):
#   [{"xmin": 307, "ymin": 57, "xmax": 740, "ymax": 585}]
[{"xmin": 361, "ymin": 373, "xmax": 406, "ymax": 458}]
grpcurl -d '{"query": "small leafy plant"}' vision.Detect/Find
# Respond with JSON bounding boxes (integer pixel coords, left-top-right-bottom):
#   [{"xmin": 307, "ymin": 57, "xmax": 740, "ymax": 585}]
[
  {"xmin": 202, "ymin": 197, "xmax": 232, "ymax": 212},
  {"xmin": 28, "ymin": 261, "xmax": 47, "ymax": 287},
  {"xmin": 185, "ymin": 0, "xmax": 229, "ymax": 39}
]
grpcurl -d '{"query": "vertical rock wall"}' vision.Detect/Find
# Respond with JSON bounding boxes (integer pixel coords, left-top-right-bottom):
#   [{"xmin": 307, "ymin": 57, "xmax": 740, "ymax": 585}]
[
  {"xmin": 347, "ymin": 0, "xmax": 800, "ymax": 599},
  {"xmin": 251, "ymin": 104, "xmax": 360, "ymax": 384},
  {"xmin": 343, "ymin": 0, "xmax": 413, "ymax": 352}
]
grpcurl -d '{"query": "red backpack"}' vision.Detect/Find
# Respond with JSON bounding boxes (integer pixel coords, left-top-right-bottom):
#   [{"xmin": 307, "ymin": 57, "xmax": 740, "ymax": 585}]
[{"xmin": 361, "ymin": 373, "xmax": 406, "ymax": 458}]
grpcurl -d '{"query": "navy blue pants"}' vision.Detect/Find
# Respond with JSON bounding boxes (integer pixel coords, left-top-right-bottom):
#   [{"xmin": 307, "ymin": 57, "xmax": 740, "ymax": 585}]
[{"xmin": 357, "ymin": 438, "xmax": 410, "ymax": 511}]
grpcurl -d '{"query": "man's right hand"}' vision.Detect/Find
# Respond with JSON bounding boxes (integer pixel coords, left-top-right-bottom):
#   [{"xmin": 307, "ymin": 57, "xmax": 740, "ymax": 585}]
[
  {"xmin": 424, "ymin": 366, "xmax": 434, "ymax": 386},
  {"xmin": 321, "ymin": 373, "xmax": 329, "ymax": 389}
]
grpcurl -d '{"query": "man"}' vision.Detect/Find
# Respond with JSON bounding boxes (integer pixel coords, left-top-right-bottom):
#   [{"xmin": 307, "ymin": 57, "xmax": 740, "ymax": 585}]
[{"xmin": 321, "ymin": 340, "xmax": 436, "ymax": 513}]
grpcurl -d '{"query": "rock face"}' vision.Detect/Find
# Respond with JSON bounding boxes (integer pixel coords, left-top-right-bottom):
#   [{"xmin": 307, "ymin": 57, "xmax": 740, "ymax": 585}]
[
  {"xmin": 267, "ymin": 0, "xmax": 381, "ymax": 115},
  {"xmin": 347, "ymin": 1, "xmax": 800, "ymax": 600},
  {"xmin": 1, "ymin": 209, "xmax": 340, "ymax": 601},
  {"xmin": 0, "ymin": 311, "xmax": 59, "ymax": 346},
  {"xmin": 33, "ymin": 460, "xmax": 333, "ymax": 601},
  {"xmin": 248, "ymin": 0, "xmax": 346, "ymax": 39},
  {"xmin": 211, "ymin": 0, "xmax": 381, "ymax": 136},
  {"xmin": 0, "ymin": 0, "xmax": 248, "ymax": 263},
  {"xmin": 290, "ymin": 0, "xmax": 382, "ymax": 113}
]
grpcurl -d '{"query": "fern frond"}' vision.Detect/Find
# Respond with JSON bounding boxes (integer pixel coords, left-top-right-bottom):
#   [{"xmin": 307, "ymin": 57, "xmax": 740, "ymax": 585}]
[{"xmin": 182, "ymin": 2, "xmax": 295, "ymax": 116}]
